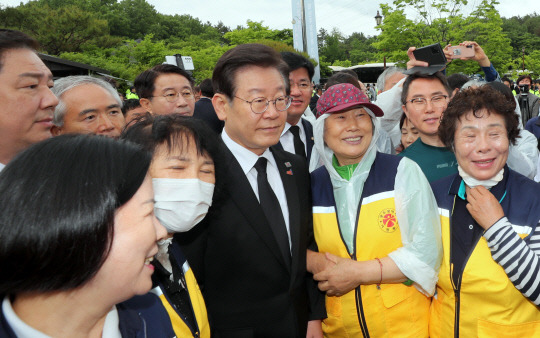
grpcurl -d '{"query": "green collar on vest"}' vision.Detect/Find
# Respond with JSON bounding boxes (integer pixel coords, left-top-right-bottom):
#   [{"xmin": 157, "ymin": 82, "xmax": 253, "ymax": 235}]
[{"xmin": 332, "ymin": 155, "xmax": 358, "ymax": 181}]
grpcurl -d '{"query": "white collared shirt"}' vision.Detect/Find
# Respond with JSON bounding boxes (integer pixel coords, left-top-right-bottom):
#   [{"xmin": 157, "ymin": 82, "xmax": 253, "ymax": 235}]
[
  {"xmin": 0, "ymin": 162, "xmax": 5, "ymax": 172},
  {"xmin": 280, "ymin": 120, "xmax": 307, "ymax": 155},
  {"xmin": 222, "ymin": 130, "xmax": 291, "ymax": 248},
  {"xmin": 2, "ymin": 297, "xmax": 121, "ymax": 338}
]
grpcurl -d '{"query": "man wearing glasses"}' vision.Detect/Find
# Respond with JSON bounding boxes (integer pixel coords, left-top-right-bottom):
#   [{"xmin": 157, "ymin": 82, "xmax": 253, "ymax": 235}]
[
  {"xmin": 179, "ymin": 43, "xmax": 325, "ymax": 337},
  {"xmin": 135, "ymin": 64, "xmax": 195, "ymax": 116},
  {"xmin": 399, "ymin": 72, "xmax": 455, "ymax": 182},
  {"xmin": 275, "ymin": 52, "xmax": 315, "ymax": 162}
]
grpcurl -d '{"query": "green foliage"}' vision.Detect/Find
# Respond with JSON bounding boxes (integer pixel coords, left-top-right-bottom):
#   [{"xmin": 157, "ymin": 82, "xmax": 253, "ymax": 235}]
[
  {"xmin": 224, "ymin": 20, "xmax": 293, "ymax": 46},
  {"xmin": 372, "ymin": 0, "xmax": 516, "ymax": 76}
]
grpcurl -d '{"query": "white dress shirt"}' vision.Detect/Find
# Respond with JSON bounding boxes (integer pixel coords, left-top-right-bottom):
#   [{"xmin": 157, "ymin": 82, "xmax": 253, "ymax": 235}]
[
  {"xmin": 2, "ymin": 297, "xmax": 122, "ymax": 338},
  {"xmin": 222, "ymin": 130, "xmax": 291, "ymax": 248},
  {"xmin": 280, "ymin": 120, "xmax": 307, "ymax": 155}
]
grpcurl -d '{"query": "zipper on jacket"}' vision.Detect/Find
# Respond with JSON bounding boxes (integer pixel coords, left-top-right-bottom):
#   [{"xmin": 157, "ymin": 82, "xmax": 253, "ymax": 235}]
[
  {"xmin": 352, "ymin": 198, "xmax": 369, "ymax": 337},
  {"xmin": 449, "ymin": 196, "xmax": 483, "ymax": 338}
]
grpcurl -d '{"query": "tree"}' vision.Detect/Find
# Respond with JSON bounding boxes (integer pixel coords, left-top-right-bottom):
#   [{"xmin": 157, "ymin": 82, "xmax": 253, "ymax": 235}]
[
  {"xmin": 224, "ymin": 20, "xmax": 293, "ymax": 46},
  {"xmin": 372, "ymin": 0, "xmax": 514, "ymax": 75}
]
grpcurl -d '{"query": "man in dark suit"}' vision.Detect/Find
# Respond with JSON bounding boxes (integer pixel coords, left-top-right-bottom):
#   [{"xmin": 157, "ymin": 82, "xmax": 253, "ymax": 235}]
[
  {"xmin": 274, "ymin": 52, "xmax": 315, "ymax": 163},
  {"xmin": 193, "ymin": 78, "xmax": 224, "ymax": 134},
  {"xmin": 179, "ymin": 44, "xmax": 325, "ymax": 337}
]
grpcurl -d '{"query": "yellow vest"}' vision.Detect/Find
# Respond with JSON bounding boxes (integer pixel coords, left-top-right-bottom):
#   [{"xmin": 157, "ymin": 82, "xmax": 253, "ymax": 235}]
[
  {"xmin": 430, "ymin": 207, "xmax": 540, "ymax": 337},
  {"xmin": 154, "ymin": 266, "xmax": 211, "ymax": 338},
  {"xmin": 313, "ymin": 191, "xmax": 430, "ymax": 338}
]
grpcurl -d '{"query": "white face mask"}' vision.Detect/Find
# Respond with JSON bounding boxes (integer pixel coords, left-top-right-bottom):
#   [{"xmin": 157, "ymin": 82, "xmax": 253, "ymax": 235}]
[
  {"xmin": 458, "ymin": 165, "xmax": 504, "ymax": 189},
  {"xmin": 152, "ymin": 178, "xmax": 215, "ymax": 233}
]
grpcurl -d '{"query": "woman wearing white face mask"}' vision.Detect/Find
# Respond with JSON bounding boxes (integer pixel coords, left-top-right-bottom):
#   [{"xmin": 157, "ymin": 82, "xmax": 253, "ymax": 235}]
[
  {"xmin": 430, "ymin": 86, "xmax": 540, "ymax": 337},
  {"xmin": 122, "ymin": 113, "xmax": 220, "ymax": 338}
]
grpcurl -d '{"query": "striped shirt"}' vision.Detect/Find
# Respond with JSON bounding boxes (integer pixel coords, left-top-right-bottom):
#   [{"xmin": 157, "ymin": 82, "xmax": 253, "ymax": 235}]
[{"xmin": 484, "ymin": 217, "xmax": 540, "ymax": 305}]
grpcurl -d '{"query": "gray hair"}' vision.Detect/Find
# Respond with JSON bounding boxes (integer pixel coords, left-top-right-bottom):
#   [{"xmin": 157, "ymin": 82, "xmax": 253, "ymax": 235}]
[
  {"xmin": 461, "ymin": 79, "xmax": 486, "ymax": 90},
  {"xmin": 52, "ymin": 76, "xmax": 122, "ymax": 126},
  {"xmin": 376, "ymin": 67, "xmax": 405, "ymax": 93}
]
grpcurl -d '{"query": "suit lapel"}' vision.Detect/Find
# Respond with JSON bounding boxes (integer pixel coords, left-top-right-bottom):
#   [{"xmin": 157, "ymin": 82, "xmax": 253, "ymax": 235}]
[
  {"xmin": 271, "ymin": 147, "xmax": 300, "ymax": 276},
  {"xmin": 222, "ymin": 145, "xmax": 290, "ymax": 272},
  {"xmin": 302, "ymin": 119, "xmax": 314, "ymax": 163}
]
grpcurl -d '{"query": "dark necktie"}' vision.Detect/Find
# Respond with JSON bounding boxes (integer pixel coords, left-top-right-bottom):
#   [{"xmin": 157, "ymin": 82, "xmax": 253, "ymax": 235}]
[
  {"xmin": 289, "ymin": 125, "xmax": 306, "ymax": 158},
  {"xmin": 254, "ymin": 157, "xmax": 291, "ymax": 268}
]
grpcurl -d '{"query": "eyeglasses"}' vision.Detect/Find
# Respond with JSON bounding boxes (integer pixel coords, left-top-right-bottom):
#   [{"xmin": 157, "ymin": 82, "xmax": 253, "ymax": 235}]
[
  {"xmin": 406, "ymin": 95, "xmax": 448, "ymax": 111},
  {"xmin": 234, "ymin": 95, "xmax": 292, "ymax": 114},
  {"xmin": 152, "ymin": 90, "xmax": 194, "ymax": 103}
]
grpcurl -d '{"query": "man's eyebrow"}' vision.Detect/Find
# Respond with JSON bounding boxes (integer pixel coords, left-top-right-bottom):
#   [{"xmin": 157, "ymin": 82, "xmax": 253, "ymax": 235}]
[
  {"xmin": 19, "ymin": 72, "xmax": 53, "ymax": 80},
  {"xmin": 78, "ymin": 108, "xmax": 98, "ymax": 116}
]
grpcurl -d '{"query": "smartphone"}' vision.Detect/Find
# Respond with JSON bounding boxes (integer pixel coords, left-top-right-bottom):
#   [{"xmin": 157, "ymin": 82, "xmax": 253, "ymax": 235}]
[
  {"xmin": 412, "ymin": 43, "xmax": 447, "ymax": 65},
  {"xmin": 448, "ymin": 45, "xmax": 475, "ymax": 59}
]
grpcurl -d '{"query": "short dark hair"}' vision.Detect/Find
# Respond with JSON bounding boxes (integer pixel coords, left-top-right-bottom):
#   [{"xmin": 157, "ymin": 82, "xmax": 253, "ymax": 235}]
[
  {"xmin": 0, "ymin": 29, "xmax": 40, "ymax": 73},
  {"xmin": 339, "ymin": 69, "xmax": 359, "ymax": 81},
  {"xmin": 325, "ymin": 72, "xmax": 360, "ymax": 90},
  {"xmin": 120, "ymin": 113, "xmax": 223, "ymax": 202},
  {"xmin": 280, "ymin": 52, "xmax": 314, "ymax": 81},
  {"xmin": 446, "ymin": 73, "xmax": 470, "ymax": 91},
  {"xmin": 501, "ymin": 77, "xmax": 512, "ymax": 85},
  {"xmin": 199, "ymin": 78, "xmax": 214, "ymax": 97},
  {"xmin": 134, "ymin": 64, "xmax": 194, "ymax": 99},
  {"xmin": 485, "ymin": 81, "xmax": 516, "ymax": 110},
  {"xmin": 517, "ymin": 75, "xmax": 532, "ymax": 85},
  {"xmin": 212, "ymin": 43, "xmax": 289, "ymax": 99},
  {"xmin": 0, "ymin": 134, "xmax": 151, "ymax": 294},
  {"xmin": 439, "ymin": 86, "xmax": 520, "ymax": 149},
  {"xmin": 122, "ymin": 98, "xmax": 142, "ymax": 116},
  {"xmin": 401, "ymin": 71, "xmax": 452, "ymax": 105}
]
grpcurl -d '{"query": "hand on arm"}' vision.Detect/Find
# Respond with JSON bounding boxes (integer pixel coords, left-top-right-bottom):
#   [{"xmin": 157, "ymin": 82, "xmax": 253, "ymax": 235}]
[
  {"xmin": 313, "ymin": 254, "xmax": 406, "ymax": 296},
  {"xmin": 466, "ymin": 186, "xmax": 505, "ymax": 230},
  {"xmin": 307, "ymin": 249, "xmax": 336, "ymax": 275}
]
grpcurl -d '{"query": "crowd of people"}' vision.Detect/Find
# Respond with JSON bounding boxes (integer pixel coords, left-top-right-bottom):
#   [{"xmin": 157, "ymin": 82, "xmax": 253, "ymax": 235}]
[{"xmin": 0, "ymin": 28, "xmax": 539, "ymax": 337}]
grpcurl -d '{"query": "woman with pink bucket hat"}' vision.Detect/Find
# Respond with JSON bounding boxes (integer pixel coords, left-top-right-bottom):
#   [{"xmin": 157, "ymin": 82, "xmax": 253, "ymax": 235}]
[{"xmin": 307, "ymin": 83, "xmax": 442, "ymax": 337}]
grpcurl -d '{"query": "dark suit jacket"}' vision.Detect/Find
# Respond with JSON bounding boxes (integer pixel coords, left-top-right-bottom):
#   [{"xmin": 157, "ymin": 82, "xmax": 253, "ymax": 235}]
[
  {"xmin": 309, "ymin": 94, "xmax": 319, "ymax": 113},
  {"xmin": 275, "ymin": 118, "xmax": 314, "ymax": 164},
  {"xmin": 193, "ymin": 97, "xmax": 224, "ymax": 134},
  {"xmin": 177, "ymin": 140, "xmax": 325, "ymax": 338}
]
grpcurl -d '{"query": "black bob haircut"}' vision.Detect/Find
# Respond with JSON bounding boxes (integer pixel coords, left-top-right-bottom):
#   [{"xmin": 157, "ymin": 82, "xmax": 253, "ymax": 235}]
[
  {"xmin": 120, "ymin": 113, "xmax": 224, "ymax": 198},
  {"xmin": 0, "ymin": 134, "xmax": 151, "ymax": 295},
  {"xmin": 212, "ymin": 43, "xmax": 289, "ymax": 99},
  {"xmin": 280, "ymin": 51, "xmax": 315, "ymax": 81},
  {"xmin": 134, "ymin": 64, "xmax": 195, "ymax": 99}
]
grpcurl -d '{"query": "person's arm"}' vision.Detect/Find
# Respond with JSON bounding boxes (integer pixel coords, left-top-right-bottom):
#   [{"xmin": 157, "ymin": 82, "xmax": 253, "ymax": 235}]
[
  {"xmin": 467, "ymin": 186, "xmax": 540, "ymax": 305},
  {"xmin": 388, "ymin": 158, "xmax": 443, "ymax": 296},
  {"xmin": 507, "ymin": 129, "xmax": 539, "ymax": 179},
  {"xmin": 306, "ymin": 320, "xmax": 323, "ymax": 338},
  {"xmin": 313, "ymin": 254, "xmax": 407, "ymax": 296}
]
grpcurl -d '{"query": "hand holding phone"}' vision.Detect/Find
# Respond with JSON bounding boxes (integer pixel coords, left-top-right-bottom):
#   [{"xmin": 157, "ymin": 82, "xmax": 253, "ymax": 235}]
[{"xmin": 448, "ymin": 45, "xmax": 475, "ymax": 59}]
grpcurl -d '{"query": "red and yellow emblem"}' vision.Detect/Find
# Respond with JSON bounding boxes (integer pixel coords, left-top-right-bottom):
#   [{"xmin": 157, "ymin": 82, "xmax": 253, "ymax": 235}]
[{"xmin": 378, "ymin": 208, "xmax": 398, "ymax": 233}]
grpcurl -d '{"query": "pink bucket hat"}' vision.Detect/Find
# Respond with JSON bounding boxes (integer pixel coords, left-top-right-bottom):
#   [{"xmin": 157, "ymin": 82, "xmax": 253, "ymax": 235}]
[{"xmin": 316, "ymin": 83, "xmax": 384, "ymax": 118}]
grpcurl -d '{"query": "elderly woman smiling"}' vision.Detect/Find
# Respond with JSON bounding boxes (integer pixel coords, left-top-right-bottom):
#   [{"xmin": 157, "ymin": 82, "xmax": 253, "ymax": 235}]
[
  {"xmin": 430, "ymin": 85, "xmax": 540, "ymax": 337},
  {"xmin": 307, "ymin": 83, "xmax": 442, "ymax": 337}
]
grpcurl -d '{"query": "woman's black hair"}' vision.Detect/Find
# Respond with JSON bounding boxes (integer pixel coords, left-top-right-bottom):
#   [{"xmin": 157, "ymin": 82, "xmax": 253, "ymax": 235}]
[
  {"xmin": 0, "ymin": 134, "xmax": 151, "ymax": 294},
  {"xmin": 120, "ymin": 113, "xmax": 224, "ymax": 201}
]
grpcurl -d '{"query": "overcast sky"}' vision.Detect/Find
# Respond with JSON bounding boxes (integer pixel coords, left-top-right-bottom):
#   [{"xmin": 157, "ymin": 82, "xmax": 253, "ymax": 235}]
[{"xmin": 1, "ymin": 0, "xmax": 538, "ymax": 37}]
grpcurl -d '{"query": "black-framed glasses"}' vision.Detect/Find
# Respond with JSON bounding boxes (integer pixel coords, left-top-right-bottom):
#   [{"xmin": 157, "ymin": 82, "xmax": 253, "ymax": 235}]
[
  {"xmin": 152, "ymin": 90, "xmax": 194, "ymax": 103},
  {"xmin": 234, "ymin": 95, "xmax": 292, "ymax": 114},
  {"xmin": 406, "ymin": 94, "xmax": 448, "ymax": 111}
]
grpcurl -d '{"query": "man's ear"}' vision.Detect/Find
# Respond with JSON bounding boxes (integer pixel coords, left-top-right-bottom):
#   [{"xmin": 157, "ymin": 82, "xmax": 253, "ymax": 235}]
[
  {"xmin": 212, "ymin": 94, "xmax": 229, "ymax": 122},
  {"xmin": 50, "ymin": 125, "xmax": 62, "ymax": 136},
  {"xmin": 402, "ymin": 105, "xmax": 409, "ymax": 119},
  {"xmin": 139, "ymin": 98, "xmax": 153, "ymax": 113},
  {"xmin": 451, "ymin": 88, "xmax": 459, "ymax": 98}
]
